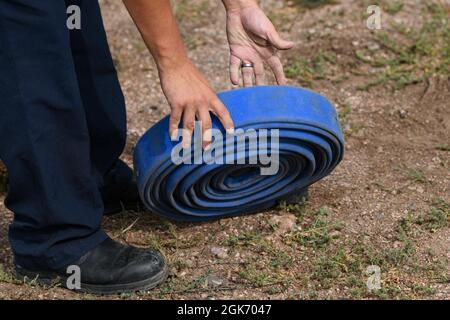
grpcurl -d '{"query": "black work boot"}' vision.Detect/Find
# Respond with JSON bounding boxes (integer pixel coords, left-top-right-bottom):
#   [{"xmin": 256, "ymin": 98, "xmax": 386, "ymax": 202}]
[{"xmin": 15, "ymin": 238, "xmax": 168, "ymax": 295}]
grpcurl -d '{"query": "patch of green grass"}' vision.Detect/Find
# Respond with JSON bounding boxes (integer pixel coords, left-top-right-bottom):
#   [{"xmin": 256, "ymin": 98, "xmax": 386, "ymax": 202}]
[
  {"xmin": 285, "ymin": 52, "xmax": 331, "ymax": 87},
  {"xmin": 284, "ymin": 207, "xmax": 343, "ymax": 249},
  {"xmin": 229, "ymin": 199, "xmax": 447, "ymax": 298},
  {"xmin": 0, "ymin": 264, "xmax": 15, "ymax": 284},
  {"xmin": 331, "ymin": 74, "xmax": 349, "ymax": 85},
  {"xmin": 278, "ymin": 199, "xmax": 308, "ymax": 216},
  {"xmin": 415, "ymin": 198, "xmax": 449, "ymax": 232},
  {"xmin": 397, "ymin": 213, "xmax": 415, "ymax": 236},
  {"xmin": 225, "ymin": 231, "xmax": 264, "ymax": 247},
  {"xmin": 185, "ymin": 269, "xmax": 212, "ymax": 292},
  {"xmin": 144, "ymin": 233, "xmax": 172, "ymax": 253},
  {"xmin": 285, "ymin": 57, "xmax": 315, "ymax": 87},
  {"xmin": 239, "ymin": 264, "xmax": 275, "ymax": 287},
  {"xmin": 227, "ymin": 231, "xmax": 294, "ymax": 270},
  {"xmin": 436, "ymin": 144, "xmax": 450, "ymax": 151},
  {"xmin": 309, "ymin": 237, "xmax": 417, "ymax": 297},
  {"xmin": 386, "ymin": 232, "xmax": 415, "ymax": 265},
  {"xmin": 357, "ymin": 1, "xmax": 449, "ymax": 91},
  {"xmin": 225, "ymin": 230, "xmax": 295, "ymax": 288},
  {"xmin": 338, "ymin": 103, "xmax": 352, "ymax": 128},
  {"xmin": 304, "ymin": 207, "xmax": 445, "ymax": 299},
  {"xmin": 239, "ymin": 261, "xmax": 291, "ymax": 288},
  {"xmin": 310, "ymin": 240, "xmax": 392, "ymax": 294},
  {"xmin": 411, "ymin": 284, "xmax": 436, "ymax": 296},
  {"xmin": 293, "ymin": 0, "xmax": 337, "ymax": 9},
  {"xmin": 311, "ymin": 249, "xmax": 351, "ymax": 286},
  {"xmin": 175, "ymin": 0, "xmax": 210, "ymax": 22},
  {"xmin": 270, "ymin": 249, "xmax": 294, "ymax": 270},
  {"xmin": 405, "ymin": 167, "xmax": 427, "ymax": 183},
  {"xmin": 385, "ymin": 1, "xmax": 404, "ymax": 15}
]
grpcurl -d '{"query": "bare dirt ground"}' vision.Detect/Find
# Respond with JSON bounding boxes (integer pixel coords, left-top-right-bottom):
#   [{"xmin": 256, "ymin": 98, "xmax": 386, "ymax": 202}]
[{"xmin": 0, "ymin": 0, "xmax": 449, "ymax": 299}]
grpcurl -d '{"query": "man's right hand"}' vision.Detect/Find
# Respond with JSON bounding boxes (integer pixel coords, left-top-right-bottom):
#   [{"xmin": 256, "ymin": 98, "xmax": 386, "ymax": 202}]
[
  {"xmin": 123, "ymin": 0, "xmax": 234, "ymax": 149},
  {"xmin": 159, "ymin": 60, "xmax": 234, "ymax": 149}
]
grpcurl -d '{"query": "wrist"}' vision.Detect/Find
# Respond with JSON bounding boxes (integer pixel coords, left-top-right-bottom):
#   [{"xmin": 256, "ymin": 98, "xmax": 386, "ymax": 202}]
[
  {"xmin": 156, "ymin": 53, "xmax": 191, "ymax": 75},
  {"xmin": 222, "ymin": 0, "xmax": 258, "ymax": 13},
  {"xmin": 149, "ymin": 41, "xmax": 189, "ymax": 73}
]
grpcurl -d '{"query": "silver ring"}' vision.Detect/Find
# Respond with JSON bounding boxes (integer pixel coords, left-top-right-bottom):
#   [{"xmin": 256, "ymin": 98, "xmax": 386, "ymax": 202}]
[{"xmin": 241, "ymin": 62, "xmax": 254, "ymax": 68}]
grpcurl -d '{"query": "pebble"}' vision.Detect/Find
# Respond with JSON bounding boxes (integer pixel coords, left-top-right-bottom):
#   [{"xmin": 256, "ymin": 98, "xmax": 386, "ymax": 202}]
[
  {"xmin": 269, "ymin": 214, "xmax": 297, "ymax": 235},
  {"xmin": 330, "ymin": 230, "xmax": 341, "ymax": 238},
  {"xmin": 368, "ymin": 43, "xmax": 380, "ymax": 51},
  {"xmin": 211, "ymin": 246, "xmax": 228, "ymax": 259},
  {"xmin": 206, "ymin": 275, "xmax": 226, "ymax": 287}
]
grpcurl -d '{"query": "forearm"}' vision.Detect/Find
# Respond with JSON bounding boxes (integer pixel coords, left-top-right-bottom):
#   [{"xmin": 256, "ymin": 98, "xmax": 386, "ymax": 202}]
[
  {"xmin": 222, "ymin": 0, "xmax": 258, "ymax": 12},
  {"xmin": 122, "ymin": 0, "xmax": 188, "ymax": 71}
]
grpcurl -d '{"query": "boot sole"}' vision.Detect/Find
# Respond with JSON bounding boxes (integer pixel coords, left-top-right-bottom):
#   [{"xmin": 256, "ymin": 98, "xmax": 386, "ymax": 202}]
[{"xmin": 15, "ymin": 263, "xmax": 169, "ymax": 296}]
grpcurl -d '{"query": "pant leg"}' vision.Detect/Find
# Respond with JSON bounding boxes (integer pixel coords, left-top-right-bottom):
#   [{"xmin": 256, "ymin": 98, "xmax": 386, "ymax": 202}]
[
  {"xmin": 0, "ymin": 0, "xmax": 107, "ymax": 270},
  {"xmin": 67, "ymin": 0, "xmax": 133, "ymax": 193}
]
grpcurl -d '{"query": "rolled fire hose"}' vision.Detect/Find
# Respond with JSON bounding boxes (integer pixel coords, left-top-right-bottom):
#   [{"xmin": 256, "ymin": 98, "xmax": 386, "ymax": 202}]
[{"xmin": 134, "ymin": 86, "xmax": 344, "ymax": 221}]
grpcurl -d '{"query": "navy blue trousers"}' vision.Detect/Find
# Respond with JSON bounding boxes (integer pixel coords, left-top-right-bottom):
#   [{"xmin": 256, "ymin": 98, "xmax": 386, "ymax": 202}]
[{"xmin": 0, "ymin": 0, "xmax": 131, "ymax": 270}]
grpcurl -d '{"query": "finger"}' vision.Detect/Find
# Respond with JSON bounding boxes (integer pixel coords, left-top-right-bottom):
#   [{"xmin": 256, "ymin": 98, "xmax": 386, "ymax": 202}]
[
  {"xmin": 254, "ymin": 62, "xmax": 265, "ymax": 86},
  {"xmin": 267, "ymin": 31, "xmax": 295, "ymax": 50},
  {"xmin": 198, "ymin": 107, "xmax": 213, "ymax": 149},
  {"xmin": 211, "ymin": 98, "xmax": 234, "ymax": 133},
  {"xmin": 242, "ymin": 64, "xmax": 254, "ymax": 87},
  {"xmin": 267, "ymin": 56, "xmax": 287, "ymax": 85},
  {"xmin": 230, "ymin": 55, "xmax": 241, "ymax": 85},
  {"xmin": 182, "ymin": 107, "xmax": 196, "ymax": 149},
  {"xmin": 169, "ymin": 107, "xmax": 182, "ymax": 141}
]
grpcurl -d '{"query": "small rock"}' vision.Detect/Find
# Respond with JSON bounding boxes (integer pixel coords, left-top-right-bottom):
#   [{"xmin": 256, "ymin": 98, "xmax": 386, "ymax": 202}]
[
  {"xmin": 344, "ymin": 123, "xmax": 351, "ymax": 132},
  {"xmin": 211, "ymin": 246, "xmax": 228, "ymax": 259},
  {"xmin": 206, "ymin": 275, "xmax": 226, "ymax": 287},
  {"xmin": 368, "ymin": 43, "xmax": 380, "ymax": 51},
  {"xmin": 330, "ymin": 230, "xmax": 341, "ymax": 238},
  {"xmin": 185, "ymin": 259, "xmax": 195, "ymax": 268},
  {"xmin": 398, "ymin": 109, "xmax": 407, "ymax": 118},
  {"xmin": 269, "ymin": 214, "xmax": 297, "ymax": 235},
  {"xmin": 393, "ymin": 241, "xmax": 403, "ymax": 248}
]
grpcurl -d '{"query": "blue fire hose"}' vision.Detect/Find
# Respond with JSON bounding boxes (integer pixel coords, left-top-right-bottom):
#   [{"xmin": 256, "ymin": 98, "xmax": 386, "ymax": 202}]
[{"xmin": 134, "ymin": 86, "xmax": 344, "ymax": 221}]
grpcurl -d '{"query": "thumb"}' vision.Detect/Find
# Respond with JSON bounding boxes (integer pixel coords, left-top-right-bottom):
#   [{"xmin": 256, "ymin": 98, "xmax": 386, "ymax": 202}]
[{"xmin": 267, "ymin": 31, "xmax": 295, "ymax": 50}]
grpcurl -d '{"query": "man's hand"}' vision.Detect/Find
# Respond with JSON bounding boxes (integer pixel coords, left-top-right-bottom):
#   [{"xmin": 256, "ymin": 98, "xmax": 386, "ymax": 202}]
[
  {"xmin": 159, "ymin": 60, "xmax": 234, "ymax": 149},
  {"xmin": 223, "ymin": 1, "xmax": 294, "ymax": 86},
  {"xmin": 123, "ymin": 0, "xmax": 233, "ymax": 148}
]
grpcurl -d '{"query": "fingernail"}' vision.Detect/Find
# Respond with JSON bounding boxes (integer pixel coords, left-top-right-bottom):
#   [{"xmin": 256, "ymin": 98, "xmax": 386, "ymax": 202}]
[
  {"xmin": 204, "ymin": 143, "xmax": 211, "ymax": 151},
  {"xmin": 182, "ymin": 133, "xmax": 192, "ymax": 148},
  {"xmin": 226, "ymin": 128, "xmax": 235, "ymax": 135},
  {"xmin": 170, "ymin": 129, "xmax": 179, "ymax": 141},
  {"xmin": 204, "ymin": 129, "xmax": 212, "ymax": 142}
]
